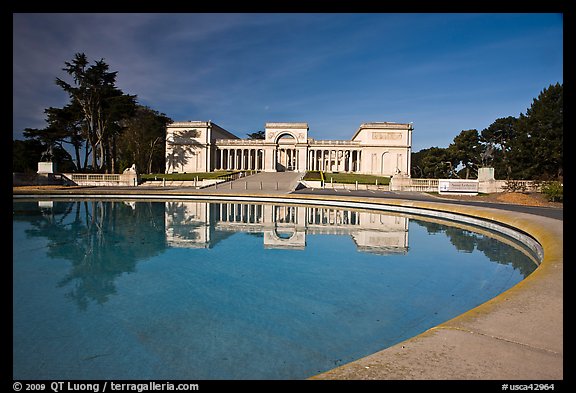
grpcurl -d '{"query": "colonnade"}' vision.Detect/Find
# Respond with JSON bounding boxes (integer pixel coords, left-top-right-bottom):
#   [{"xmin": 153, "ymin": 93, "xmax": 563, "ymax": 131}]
[
  {"xmin": 212, "ymin": 203, "xmax": 363, "ymax": 227},
  {"xmin": 216, "ymin": 148, "xmax": 264, "ymax": 171},
  {"xmin": 215, "ymin": 203, "xmax": 264, "ymax": 224},
  {"xmin": 307, "ymin": 149, "xmax": 362, "ymax": 172},
  {"xmin": 215, "ymin": 147, "xmax": 304, "ymax": 172},
  {"xmin": 215, "ymin": 147, "xmax": 363, "ymax": 172},
  {"xmin": 275, "ymin": 148, "xmax": 298, "ymax": 171},
  {"xmin": 306, "ymin": 207, "xmax": 361, "ymax": 226}
]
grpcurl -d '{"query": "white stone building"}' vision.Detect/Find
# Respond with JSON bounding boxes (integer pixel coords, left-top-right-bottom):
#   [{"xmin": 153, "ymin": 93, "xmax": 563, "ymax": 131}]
[
  {"xmin": 165, "ymin": 121, "xmax": 413, "ymax": 176},
  {"xmin": 165, "ymin": 201, "xmax": 409, "ymax": 253}
]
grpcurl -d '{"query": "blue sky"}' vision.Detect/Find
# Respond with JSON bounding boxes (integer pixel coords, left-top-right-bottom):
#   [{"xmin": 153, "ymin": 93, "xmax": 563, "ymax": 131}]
[{"xmin": 13, "ymin": 13, "xmax": 563, "ymax": 151}]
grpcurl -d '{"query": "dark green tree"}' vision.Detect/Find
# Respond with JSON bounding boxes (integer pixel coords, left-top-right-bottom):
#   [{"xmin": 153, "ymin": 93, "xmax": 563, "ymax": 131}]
[
  {"xmin": 411, "ymin": 147, "xmax": 455, "ymax": 178},
  {"xmin": 12, "ymin": 139, "xmax": 45, "ymax": 173},
  {"xmin": 23, "ymin": 102, "xmax": 86, "ymax": 171},
  {"xmin": 448, "ymin": 129, "xmax": 481, "ymax": 179},
  {"xmin": 480, "ymin": 116, "xmax": 518, "ymax": 179},
  {"xmin": 509, "ymin": 83, "xmax": 563, "ymax": 180},
  {"xmin": 116, "ymin": 105, "xmax": 172, "ymax": 174},
  {"xmin": 55, "ymin": 53, "xmax": 136, "ymax": 173},
  {"xmin": 246, "ymin": 130, "xmax": 265, "ymax": 140}
]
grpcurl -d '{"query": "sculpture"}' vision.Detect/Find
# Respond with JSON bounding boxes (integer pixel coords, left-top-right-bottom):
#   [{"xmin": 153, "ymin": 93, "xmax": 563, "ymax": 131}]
[
  {"xmin": 40, "ymin": 144, "xmax": 54, "ymax": 162},
  {"xmin": 123, "ymin": 163, "xmax": 137, "ymax": 174},
  {"xmin": 480, "ymin": 144, "xmax": 495, "ymax": 167}
]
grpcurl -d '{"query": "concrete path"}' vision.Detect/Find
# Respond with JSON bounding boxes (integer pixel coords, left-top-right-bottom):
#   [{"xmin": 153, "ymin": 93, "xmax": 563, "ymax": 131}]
[
  {"xmin": 293, "ymin": 188, "xmax": 564, "ymax": 221},
  {"xmin": 202, "ymin": 171, "xmax": 304, "ymax": 194}
]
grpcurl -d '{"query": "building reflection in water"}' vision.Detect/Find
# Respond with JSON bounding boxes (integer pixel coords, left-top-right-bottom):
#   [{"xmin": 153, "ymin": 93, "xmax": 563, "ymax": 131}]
[{"xmin": 165, "ymin": 202, "xmax": 409, "ymax": 254}]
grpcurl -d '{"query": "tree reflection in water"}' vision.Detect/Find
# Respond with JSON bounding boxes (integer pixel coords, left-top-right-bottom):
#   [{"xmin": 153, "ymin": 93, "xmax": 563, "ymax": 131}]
[
  {"xmin": 412, "ymin": 220, "xmax": 536, "ymax": 277},
  {"xmin": 14, "ymin": 200, "xmax": 537, "ymax": 311},
  {"xmin": 17, "ymin": 200, "xmax": 166, "ymax": 310}
]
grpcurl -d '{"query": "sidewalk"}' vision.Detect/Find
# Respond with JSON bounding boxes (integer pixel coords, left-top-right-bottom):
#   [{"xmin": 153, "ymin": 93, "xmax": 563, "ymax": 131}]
[{"xmin": 202, "ymin": 171, "xmax": 303, "ymax": 194}]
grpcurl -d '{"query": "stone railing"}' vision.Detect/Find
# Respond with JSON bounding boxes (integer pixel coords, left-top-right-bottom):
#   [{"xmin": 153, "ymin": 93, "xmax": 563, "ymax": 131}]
[
  {"xmin": 216, "ymin": 139, "xmax": 266, "ymax": 145},
  {"xmin": 299, "ymin": 180, "xmax": 389, "ymax": 191},
  {"xmin": 65, "ymin": 173, "xmax": 139, "ymax": 186},
  {"xmin": 139, "ymin": 179, "xmax": 226, "ymax": 188},
  {"xmin": 390, "ymin": 175, "xmax": 542, "ymax": 193},
  {"xmin": 390, "ymin": 176, "xmax": 439, "ymax": 192},
  {"xmin": 309, "ymin": 140, "xmax": 359, "ymax": 146}
]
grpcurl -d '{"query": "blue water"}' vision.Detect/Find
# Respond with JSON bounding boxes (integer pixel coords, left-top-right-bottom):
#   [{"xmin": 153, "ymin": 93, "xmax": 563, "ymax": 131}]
[{"xmin": 13, "ymin": 200, "xmax": 537, "ymax": 380}]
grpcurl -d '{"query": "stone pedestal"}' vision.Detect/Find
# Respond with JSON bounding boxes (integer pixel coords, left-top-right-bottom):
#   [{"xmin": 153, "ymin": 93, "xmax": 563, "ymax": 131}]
[
  {"xmin": 37, "ymin": 161, "xmax": 57, "ymax": 174},
  {"xmin": 478, "ymin": 167, "xmax": 498, "ymax": 193},
  {"xmin": 478, "ymin": 167, "xmax": 495, "ymax": 182}
]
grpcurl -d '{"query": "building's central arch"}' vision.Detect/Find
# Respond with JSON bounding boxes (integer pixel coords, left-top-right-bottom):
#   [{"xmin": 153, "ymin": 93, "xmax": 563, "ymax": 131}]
[
  {"xmin": 265, "ymin": 123, "xmax": 309, "ymax": 173},
  {"xmin": 275, "ymin": 133, "xmax": 297, "ymax": 171}
]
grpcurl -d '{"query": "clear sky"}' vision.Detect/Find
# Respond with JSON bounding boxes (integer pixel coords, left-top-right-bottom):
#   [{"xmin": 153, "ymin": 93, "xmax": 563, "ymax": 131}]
[{"xmin": 13, "ymin": 13, "xmax": 563, "ymax": 152}]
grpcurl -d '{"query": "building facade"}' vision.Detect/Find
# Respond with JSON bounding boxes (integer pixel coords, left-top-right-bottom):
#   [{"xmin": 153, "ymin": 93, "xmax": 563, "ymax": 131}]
[
  {"xmin": 165, "ymin": 121, "xmax": 413, "ymax": 176},
  {"xmin": 165, "ymin": 201, "xmax": 409, "ymax": 253}
]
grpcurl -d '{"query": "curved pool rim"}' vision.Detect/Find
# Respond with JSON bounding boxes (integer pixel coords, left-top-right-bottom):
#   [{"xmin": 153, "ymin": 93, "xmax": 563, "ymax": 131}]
[{"xmin": 12, "ymin": 191, "xmax": 563, "ymax": 380}]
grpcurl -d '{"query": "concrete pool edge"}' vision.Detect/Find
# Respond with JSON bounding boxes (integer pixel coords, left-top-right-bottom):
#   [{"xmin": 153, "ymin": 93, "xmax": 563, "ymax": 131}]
[
  {"xmin": 12, "ymin": 190, "xmax": 563, "ymax": 380},
  {"xmin": 303, "ymin": 195, "xmax": 563, "ymax": 380}
]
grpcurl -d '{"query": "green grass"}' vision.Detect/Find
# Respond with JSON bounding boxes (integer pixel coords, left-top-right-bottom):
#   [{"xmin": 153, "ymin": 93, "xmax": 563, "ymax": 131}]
[
  {"xmin": 143, "ymin": 170, "xmax": 390, "ymax": 185},
  {"xmin": 304, "ymin": 171, "xmax": 390, "ymax": 185},
  {"xmin": 141, "ymin": 171, "xmax": 238, "ymax": 181},
  {"xmin": 302, "ymin": 171, "xmax": 324, "ymax": 181}
]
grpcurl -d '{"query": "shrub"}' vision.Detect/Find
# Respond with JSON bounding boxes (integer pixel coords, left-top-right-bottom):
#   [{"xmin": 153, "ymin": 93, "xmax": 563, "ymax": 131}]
[
  {"xmin": 540, "ymin": 181, "xmax": 563, "ymax": 202},
  {"xmin": 501, "ymin": 180, "xmax": 528, "ymax": 193}
]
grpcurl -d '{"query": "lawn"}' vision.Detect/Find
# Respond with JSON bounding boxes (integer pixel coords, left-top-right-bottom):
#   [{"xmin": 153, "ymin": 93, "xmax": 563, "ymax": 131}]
[
  {"xmin": 140, "ymin": 171, "xmax": 240, "ymax": 181},
  {"xmin": 303, "ymin": 171, "xmax": 390, "ymax": 185},
  {"xmin": 143, "ymin": 170, "xmax": 390, "ymax": 185}
]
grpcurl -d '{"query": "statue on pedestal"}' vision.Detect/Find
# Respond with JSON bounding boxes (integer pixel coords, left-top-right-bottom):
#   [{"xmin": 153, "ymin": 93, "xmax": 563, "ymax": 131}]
[
  {"xmin": 40, "ymin": 144, "xmax": 54, "ymax": 162},
  {"xmin": 480, "ymin": 144, "xmax": 495, "ymax": 167},
  {"xmin": 123, "ymin": 163, "xmax": 137, "ymax": 174}
]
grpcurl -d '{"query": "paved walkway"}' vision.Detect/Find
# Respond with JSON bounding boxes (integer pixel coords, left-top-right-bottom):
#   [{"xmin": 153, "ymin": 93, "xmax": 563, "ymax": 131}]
[
  {"xmin": 293, "ymin": 188, "xmax": 564, "ymax": 221},
  {"xmin": 196, "ymin": 171, "xmax": 304, "ymax": 194}
]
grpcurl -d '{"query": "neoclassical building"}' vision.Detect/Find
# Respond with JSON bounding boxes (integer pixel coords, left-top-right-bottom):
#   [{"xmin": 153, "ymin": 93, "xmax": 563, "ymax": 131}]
[
  {"xmin": 165, "ymin": 121, "xmax": 413, "ymax": 176},
  {"xmin": 165, "ymin": 201, "xmax": 409, "ymax": 253}
]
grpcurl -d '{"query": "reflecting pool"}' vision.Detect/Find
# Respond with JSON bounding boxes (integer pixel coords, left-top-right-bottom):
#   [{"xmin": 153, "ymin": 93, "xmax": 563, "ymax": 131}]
[{"xmin": 13, "ymin": 200, "xmax": 538, "ymax": 380}]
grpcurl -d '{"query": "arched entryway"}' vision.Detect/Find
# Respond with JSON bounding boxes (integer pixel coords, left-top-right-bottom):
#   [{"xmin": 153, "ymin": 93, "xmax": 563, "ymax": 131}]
[
  {"xmin": 381, "ymin": 152, "xmax": 388, "ymax": 174},
  {"xmin": 275, "ymin": 133, "xmax": 297, "ymax": 171}
]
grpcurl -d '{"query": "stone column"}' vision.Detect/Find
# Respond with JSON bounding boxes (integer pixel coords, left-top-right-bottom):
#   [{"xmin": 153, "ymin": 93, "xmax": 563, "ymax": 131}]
[
  {"xmin": 331, "ymin": 150, "xmax": 336, "ymax": 172},
  {"xmin": 348, "ymin": 150, "xmax": 352, "ymax": 172}
]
